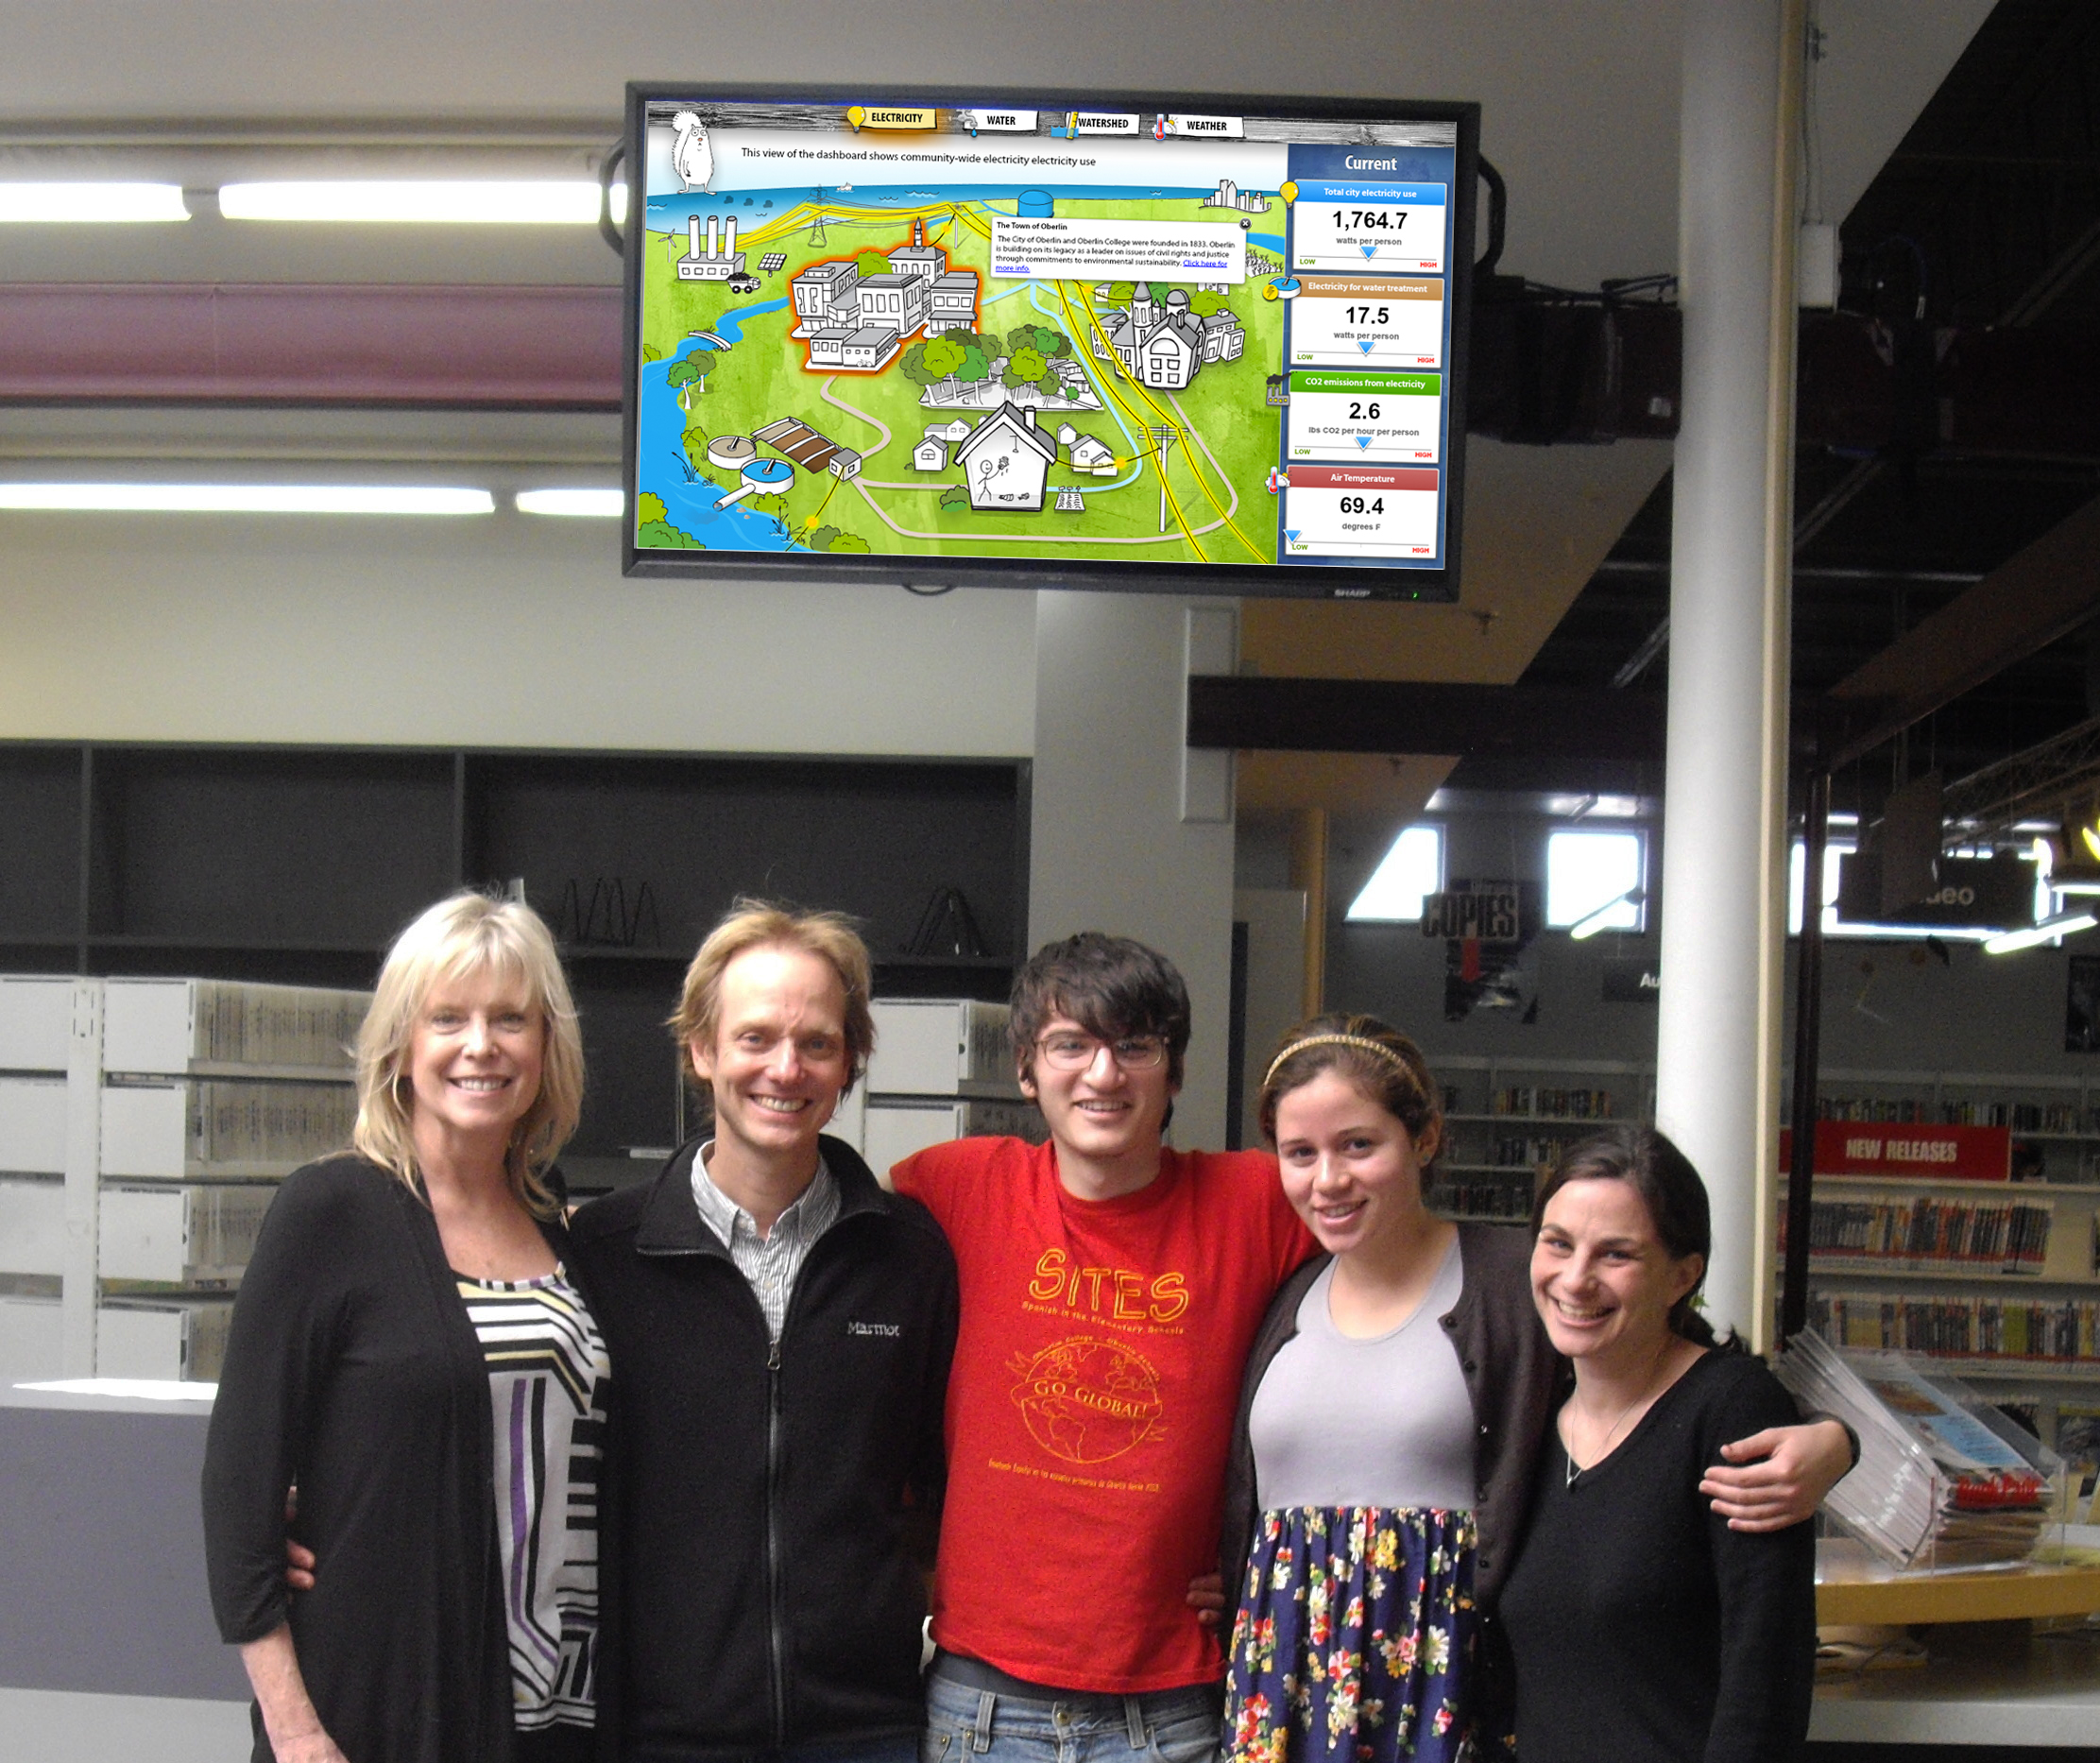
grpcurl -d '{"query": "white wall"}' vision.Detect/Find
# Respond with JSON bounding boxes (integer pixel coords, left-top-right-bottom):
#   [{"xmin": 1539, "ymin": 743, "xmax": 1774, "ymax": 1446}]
[
  {"xmin": 0, "ymin": 511, "xmax": 1036, "ymax": 755},
  {"xmin": 1028, "ymin": 594, "xmax": 1237, "ymax": 1147}
]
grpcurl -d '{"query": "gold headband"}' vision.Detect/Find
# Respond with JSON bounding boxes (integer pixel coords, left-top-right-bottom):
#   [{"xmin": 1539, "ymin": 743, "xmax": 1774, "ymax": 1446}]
[{"xmin": 1261, "ymin": 1032, "xmax": 1416, "ymax": 1090}]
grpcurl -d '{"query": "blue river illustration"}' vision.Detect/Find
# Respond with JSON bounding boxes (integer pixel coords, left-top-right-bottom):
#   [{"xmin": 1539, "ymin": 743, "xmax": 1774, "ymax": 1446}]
[{"xmin": 637, "ymin": 299, "xmax": 804, "ymax": 552}]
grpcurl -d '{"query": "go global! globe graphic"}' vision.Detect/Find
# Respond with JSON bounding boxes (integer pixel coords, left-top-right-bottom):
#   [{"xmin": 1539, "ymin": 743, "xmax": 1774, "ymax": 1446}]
[{"xmin": 1007, "ymin": 1336, "xmax": 1166, "ymax": 1464}]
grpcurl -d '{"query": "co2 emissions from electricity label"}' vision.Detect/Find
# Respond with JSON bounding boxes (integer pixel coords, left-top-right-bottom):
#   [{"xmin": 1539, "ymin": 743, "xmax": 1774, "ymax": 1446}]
[
  {"xmin": 1279, "ymin": 465, "xmax": 1442, "ymax": 559},
  {"xmin": 1289, "ymin": 277, "xmax": 1444, "ymax": 368},
  {"xmin": 1291, "ymin": 182, "xmax": 1446, "ymax": 273},
  {"xmin": 1286, "ymin": 369, "xmax": 1443, "ymax": 463}
]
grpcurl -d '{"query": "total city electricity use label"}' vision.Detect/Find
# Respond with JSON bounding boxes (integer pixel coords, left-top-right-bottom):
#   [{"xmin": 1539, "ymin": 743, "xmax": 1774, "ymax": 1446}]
[
  {"xmin": 1291, "ymin": 182, "xmax": 1446, "ymax": 274},
  {"xmin": 1286, "ymin": 369, "xmax": 1443, "ymax": 462}
]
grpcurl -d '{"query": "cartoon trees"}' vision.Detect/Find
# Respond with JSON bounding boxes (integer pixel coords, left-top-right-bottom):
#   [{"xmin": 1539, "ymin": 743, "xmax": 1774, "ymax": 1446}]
[{"xmin": 665, "ymin": 351, "xmax": 719, "ymax": 408}]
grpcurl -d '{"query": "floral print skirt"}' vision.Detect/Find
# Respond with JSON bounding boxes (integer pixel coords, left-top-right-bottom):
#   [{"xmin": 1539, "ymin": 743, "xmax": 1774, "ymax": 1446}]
[{"xmin": 1223, "ymin": 1505, "xmax": 1477, "ymax": 1763}]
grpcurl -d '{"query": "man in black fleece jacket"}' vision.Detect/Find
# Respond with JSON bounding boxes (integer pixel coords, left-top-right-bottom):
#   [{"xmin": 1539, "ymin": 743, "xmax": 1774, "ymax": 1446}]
[{"xmin": 571, "ymin": 903, "xmax": 958, "ymax": 1763}]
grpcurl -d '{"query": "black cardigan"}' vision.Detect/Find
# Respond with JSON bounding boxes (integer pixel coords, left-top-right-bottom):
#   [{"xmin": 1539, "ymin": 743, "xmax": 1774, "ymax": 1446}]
[
  {"xmin": 201, "ymin": 1155, "xmax": 575, "ymax": 1763},
  {"xmin": 569, "ymin": 1135, "xmax": 957, "ymax": 1762}
]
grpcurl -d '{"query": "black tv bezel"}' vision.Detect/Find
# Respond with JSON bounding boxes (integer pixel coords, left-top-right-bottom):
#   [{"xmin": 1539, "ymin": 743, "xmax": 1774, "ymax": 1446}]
[{"xmin": 619, "ymin": 81, "xmax": 1479, "ymax": 601}]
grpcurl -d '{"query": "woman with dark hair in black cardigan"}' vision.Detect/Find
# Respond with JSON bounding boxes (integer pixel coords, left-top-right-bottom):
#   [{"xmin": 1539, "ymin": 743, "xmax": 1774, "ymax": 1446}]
[{"xmin": 1498, "ymin": 1125, "xmax": 1818, "ymax": 1763}]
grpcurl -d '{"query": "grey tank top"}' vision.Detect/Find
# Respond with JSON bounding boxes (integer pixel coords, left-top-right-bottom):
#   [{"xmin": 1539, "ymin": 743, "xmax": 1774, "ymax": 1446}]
[{"xmin": 1249, "ymin": 1241, "xmax": 1477, "ymax": 1512}]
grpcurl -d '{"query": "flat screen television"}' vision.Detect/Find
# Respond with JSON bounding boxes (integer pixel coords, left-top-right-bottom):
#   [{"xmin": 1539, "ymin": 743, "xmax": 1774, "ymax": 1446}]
[{"xmin": 621, "ymin": 83, "xmax": 1478, "ymax": 601}]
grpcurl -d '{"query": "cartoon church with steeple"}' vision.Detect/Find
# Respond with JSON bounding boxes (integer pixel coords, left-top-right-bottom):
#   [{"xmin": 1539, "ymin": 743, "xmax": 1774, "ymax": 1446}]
[{"xmin": 1089, "ymin": 282, "xmax": 1244, "ymax": 391}]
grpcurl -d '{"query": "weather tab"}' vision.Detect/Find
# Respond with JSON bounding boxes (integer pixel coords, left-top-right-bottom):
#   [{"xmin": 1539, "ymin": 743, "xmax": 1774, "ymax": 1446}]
[{"xmin": 1278, "ymin": 465, "xmax": 1442, "ymax": 561}]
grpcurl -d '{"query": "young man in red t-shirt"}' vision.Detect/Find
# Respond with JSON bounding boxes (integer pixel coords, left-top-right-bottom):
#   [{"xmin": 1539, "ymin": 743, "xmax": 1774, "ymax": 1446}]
[{"xmin": 892, "ymin": 933, "xmax": 1849, "ymax": 1763}]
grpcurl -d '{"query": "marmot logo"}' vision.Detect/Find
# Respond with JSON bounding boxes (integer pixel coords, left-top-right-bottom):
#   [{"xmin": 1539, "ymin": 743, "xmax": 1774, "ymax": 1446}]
[{"xmin": 847, "ymin": 1321, "xmax": 902, "ymax": 1337}]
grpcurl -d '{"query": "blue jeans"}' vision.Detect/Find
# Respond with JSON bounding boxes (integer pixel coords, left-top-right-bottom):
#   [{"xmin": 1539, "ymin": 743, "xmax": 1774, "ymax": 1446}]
[{"xmin": 922, "ymin": 1662, "xmax": 1221, "ymax": 1763}]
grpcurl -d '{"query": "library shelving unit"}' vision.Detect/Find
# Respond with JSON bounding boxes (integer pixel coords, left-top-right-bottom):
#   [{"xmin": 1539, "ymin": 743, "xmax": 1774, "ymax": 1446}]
[
  {"xmin": 1424, "ymin": 1054, "xmax": 1655, "ymax": 1225},
  {"xmin": 1783, "ymin": 1066, "xmax": 2100, "ymax": 1453},
  {"xmin": 0, "ymin": 741, "xmax": 1031, "ymax": 1184},
  {"xmin": 0, "ymin": 975, "xmax": 368, "ymax": 1382}
]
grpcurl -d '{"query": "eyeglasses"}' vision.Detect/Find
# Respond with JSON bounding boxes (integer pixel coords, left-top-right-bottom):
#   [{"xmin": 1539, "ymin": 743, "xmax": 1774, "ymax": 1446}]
[{"xmin": 1034, "ymin": 1033, "xmax": 1168, "ymax": 1071}]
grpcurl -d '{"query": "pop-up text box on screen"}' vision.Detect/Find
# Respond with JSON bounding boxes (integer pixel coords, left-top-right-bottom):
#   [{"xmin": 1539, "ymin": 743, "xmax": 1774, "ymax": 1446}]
[{"xmin": 989, "ymin": 215, "xmax": 1247, "ymax": 283}]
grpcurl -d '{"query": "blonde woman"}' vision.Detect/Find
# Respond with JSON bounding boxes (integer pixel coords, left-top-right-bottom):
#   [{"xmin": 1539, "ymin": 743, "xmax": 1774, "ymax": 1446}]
[{"xmin": 203, "ymin": 892, "xmax": 605, "ymax": 1763}]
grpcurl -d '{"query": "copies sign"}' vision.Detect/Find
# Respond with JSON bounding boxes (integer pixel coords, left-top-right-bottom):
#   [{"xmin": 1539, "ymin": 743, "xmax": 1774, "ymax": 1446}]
[
  {"xmin": 1422, "ymin": 887, "xmax": 1522, "ymax": 941},
  {"xmin": 1779, "ymin": 1121, "xmax": 2010, "ymax": 1182}
]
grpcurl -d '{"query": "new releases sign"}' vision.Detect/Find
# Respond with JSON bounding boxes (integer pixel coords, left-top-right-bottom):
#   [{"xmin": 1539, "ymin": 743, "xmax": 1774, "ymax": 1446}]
[
  {"xmin": 1778, "ymin": 1121, "xmax": 2011, "ymax": 1182},
  {"xmin": 1421, "ymin": 885, "xmax": 1523, "ymax": 941}
]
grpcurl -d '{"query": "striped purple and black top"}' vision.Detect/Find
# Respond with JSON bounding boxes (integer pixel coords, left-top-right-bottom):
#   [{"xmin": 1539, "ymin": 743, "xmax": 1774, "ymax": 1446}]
[{"xmin": 457, "ymin": 1267, "xmax": 611, "ymax": 1735}]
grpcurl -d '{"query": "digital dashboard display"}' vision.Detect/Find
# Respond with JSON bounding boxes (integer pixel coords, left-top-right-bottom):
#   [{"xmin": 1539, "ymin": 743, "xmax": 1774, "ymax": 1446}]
[{"xmin": 622, "ymin": 86, "xmax": 1477, "ymax": 600}]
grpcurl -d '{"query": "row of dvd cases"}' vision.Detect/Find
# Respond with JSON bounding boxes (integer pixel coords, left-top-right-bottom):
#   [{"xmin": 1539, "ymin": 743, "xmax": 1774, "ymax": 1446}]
[{"xmin": 0, "ymin": 974, "xmax": 370, "ymax": 1384}]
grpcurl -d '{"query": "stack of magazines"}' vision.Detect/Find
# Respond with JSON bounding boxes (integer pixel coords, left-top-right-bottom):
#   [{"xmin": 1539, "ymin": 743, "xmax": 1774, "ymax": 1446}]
[{"xmin": 1773, "ymin": 1330, "xmax": 2061, "ymax": 1567}]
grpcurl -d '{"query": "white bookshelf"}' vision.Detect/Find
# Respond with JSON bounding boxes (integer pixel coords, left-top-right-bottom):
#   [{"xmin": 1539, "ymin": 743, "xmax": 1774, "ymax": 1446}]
[{"xmin": 0, "ymin": 976, "xmax": 368, "ymax": 1381}]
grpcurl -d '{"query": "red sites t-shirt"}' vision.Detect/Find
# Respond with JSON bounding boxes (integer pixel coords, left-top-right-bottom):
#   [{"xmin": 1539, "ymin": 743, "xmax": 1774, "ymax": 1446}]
[{"xmin": 892, "ymin": 1136, "xmax": 1315, "ymax": 1692}]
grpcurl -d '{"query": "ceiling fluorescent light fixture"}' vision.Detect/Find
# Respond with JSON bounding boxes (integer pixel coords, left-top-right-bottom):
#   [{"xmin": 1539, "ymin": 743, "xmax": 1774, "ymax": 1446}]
[
  {"xmin": 516, "ymin": 488, "xmax": 623, "ymax": 518},
  {"xmin": 0, "ymin": 182, "xmax": 188, "ymax": 223},
  {"xmin": 218, "ymin": 180, "xmax": 618, "ymax": 224},
  {"xmin": 0, "ymin": 484, "xmax": 494, "ymax": 515},
  {"xmin": 1569, "ymin": 887, "xmax": 1647, "ymax": 941},
  {"xmin": 1983, "ymin": 909, "xmax": 2099, "ymax": 956}
]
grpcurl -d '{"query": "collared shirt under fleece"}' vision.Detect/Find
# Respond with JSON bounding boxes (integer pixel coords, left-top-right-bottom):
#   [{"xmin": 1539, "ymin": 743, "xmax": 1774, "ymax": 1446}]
[{"xmin": 688, "ymin": 1142, "xmax": 841, "ymax": 1339}]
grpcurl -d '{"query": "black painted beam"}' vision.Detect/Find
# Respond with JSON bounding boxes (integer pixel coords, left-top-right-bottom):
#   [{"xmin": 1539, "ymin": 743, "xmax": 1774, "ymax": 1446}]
[{"xmin": 1186, "ymin": 676, "xmax": 1667, "ymax": 762}]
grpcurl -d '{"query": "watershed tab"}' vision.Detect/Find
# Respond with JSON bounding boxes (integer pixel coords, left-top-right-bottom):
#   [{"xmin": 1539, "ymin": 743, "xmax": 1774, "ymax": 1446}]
[{"xmin": 1067, "ymin": 111, "xmax": 1141, "ymax": 135}]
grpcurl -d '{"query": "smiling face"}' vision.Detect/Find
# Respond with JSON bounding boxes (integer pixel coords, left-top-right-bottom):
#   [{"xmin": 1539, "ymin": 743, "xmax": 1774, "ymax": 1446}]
[
  {"xmin": 690, "ymin": 942, "xmax": 849, "ymax": 1174},
  {"xmin": 1272, "ymin": 1069, "xmax": 1437, "ymax": 1260},
  {"xmin": 1020, "ymin": 1012, "xmax": 1177, "ymax": 1182},
  {"xmin": 1530, "ymin": 1176, "xmax": 1705, "ymax": 1371},
  {"xmin": 405, "ymin": 965, "xmax": 545, "ymax": 1156}
]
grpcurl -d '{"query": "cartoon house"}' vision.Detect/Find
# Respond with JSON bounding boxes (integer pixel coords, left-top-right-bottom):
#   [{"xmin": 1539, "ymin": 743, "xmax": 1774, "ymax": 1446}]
[
  {"xmin": 913, "ymin": 436, "xmax": 948, "ymax": 471},
  {"xmin": 955, "ymin": 401, "xmax": 1056, "ymax": 512},
  {"xmin": 828, "ymin": 449, "xmax": 862, "ymax": 480},
  {"xmin": 1089, "ymin": 283, "xmax": 1243, "ymax": 391},
  {"xmin": 1067, "ymin": 433, "xmax": 1117, "ymax": 476},
  {"xmin": 791, "ymin": 260, "xmax": 861, "ymax": 335}
]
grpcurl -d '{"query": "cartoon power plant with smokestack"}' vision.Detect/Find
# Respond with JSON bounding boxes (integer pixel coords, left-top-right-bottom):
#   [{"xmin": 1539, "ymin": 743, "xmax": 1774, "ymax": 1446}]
[{"xmin": 677, "ymin": 214, "xmax": 746, "ymax": 281}]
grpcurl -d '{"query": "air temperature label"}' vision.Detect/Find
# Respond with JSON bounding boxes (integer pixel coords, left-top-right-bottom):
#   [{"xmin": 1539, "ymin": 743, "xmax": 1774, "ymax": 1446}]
[
  {"xmin": 1287, "ymin": 369, "xmax": 1442, "ymax": 463},
  {"xmin": 1279, "ymin": 464, "xmax": 1442, "ymax": 559},
  {"xmin": 1291, "ymin": 181, "xmax": 1445, "ymax": 273}
]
